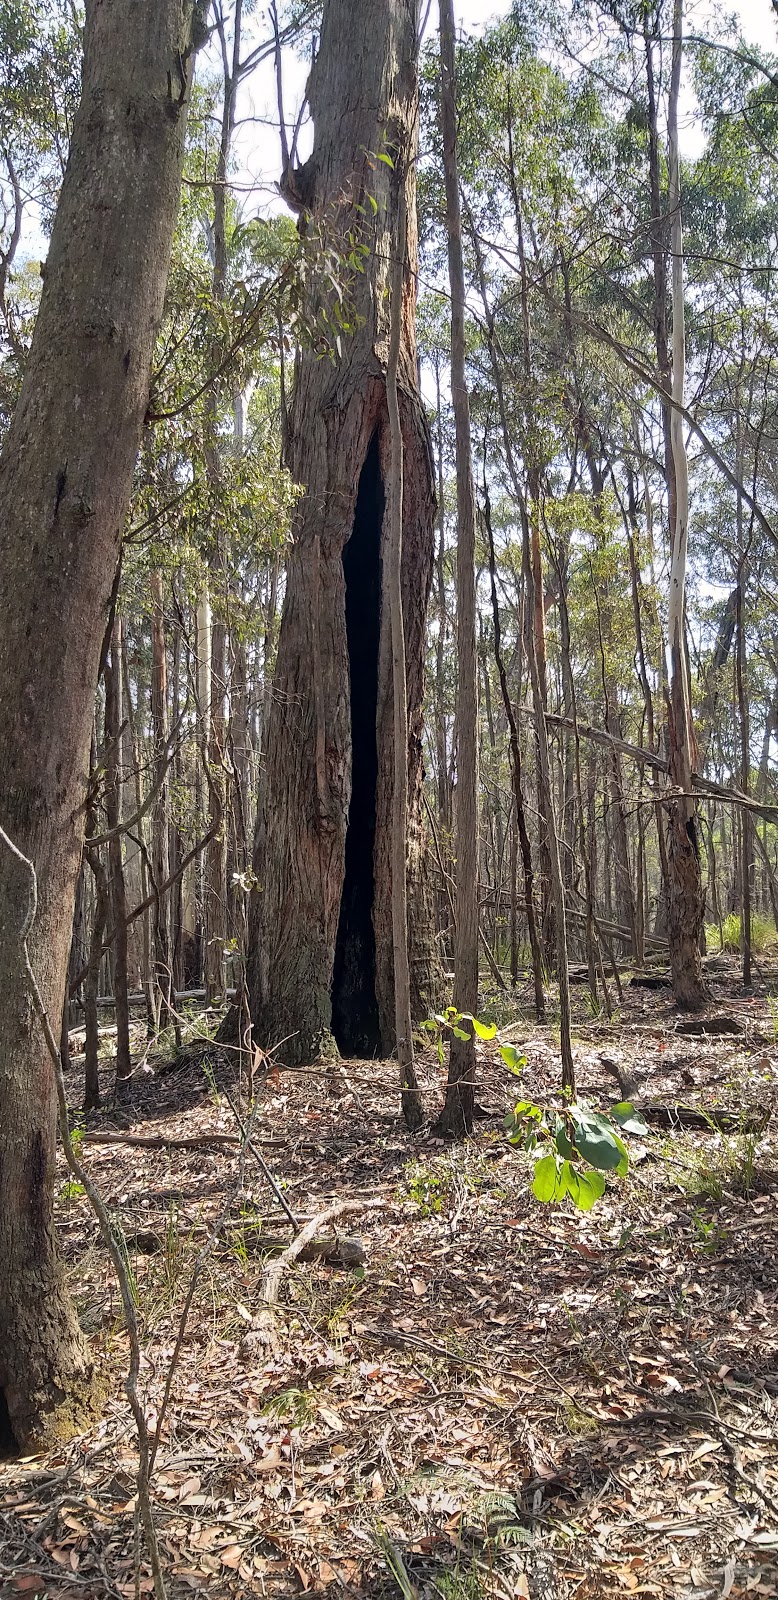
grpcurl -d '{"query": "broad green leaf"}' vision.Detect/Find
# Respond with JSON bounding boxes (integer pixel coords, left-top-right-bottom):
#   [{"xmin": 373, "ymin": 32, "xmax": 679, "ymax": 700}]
[
  {"xmin": 570, "ymin": 1110, "xmax": 623, "ymax": 1171},
  {"xmin": 470, "ymin": 1017, "xmax": 498, "ymax": 1041},
  {"xmin": 610, "ymin": 1102, "xmax": 649, "ymax": 1135},
  {"xmin": 452, "ymin": 1026, "xmax": 471, "ymax": 1041},
  {"xmin": 512, "ymin": 1101, "xmax": 542, "ymax": 1120},
  {"xmin": 612, "ymin": 1132, "xmax": 629, "ymax": 1177},
  {"xmin": 500, "ymin": 1044, "xmax": 527, "ymax": 1076},
  {"xmin": 532, "ymin": 1154, "xmax": 560, "ymax": 1203},
  {"xmin": 563, "ymin": 1165, "xmax": 606, "ymax": 1211},
  {"xmin": 555, "ymin": 1124, "xmax": 575, "ymax": 1159}
]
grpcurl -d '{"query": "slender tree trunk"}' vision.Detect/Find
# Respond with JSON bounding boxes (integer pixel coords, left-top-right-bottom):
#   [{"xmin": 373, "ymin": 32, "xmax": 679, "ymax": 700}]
[
  {"xmin": 0, "ymin": 0, "xmax": 197, "ymax": 1451},
  {"xmin": 521, "ymin": 502, "xmax": 575, "ymax": 1093},
  {"xmin": 150, "ymin": 570, "xmax": 174, "ymax": 1031},
  {"xmin": 437, "ymin": 0, "xmax": 480, "ymax": 1138},
  {"xmin": 104, "ymin": 621, "xmax": 132, "ymax": 1096},
  {"xmin": 665, "ymin": 0, "xmax": 706, "ymax": 1008},
  {"xmin": 434, "ymin": 361, "xmax": 451, "ymax": 838},
  {"xmin": 388, "ymin": 182, "xmax": 424, "ymax": 1128},
  {"xmin": 483, "ymin": 485, "xmax": 545, "ymax": 1019}
]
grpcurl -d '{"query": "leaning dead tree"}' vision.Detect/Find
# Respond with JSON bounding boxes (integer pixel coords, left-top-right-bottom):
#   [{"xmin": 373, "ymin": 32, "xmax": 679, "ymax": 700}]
[{"xmin": 246, "ymin": 0, "xmax": 438, "ymax": 1066}]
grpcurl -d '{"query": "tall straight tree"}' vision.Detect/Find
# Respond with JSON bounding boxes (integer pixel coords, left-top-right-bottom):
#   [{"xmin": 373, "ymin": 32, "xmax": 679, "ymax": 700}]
[
  {"xmin": 437, "ymin": 0, "xmax": 480, "ymax": 1138},
  {"xmin": 665, "ymin": 0, "xmax": 706, "ymax": 1007},
  {"xmin": 0, "ymin": 0, "xmax": 199, "ymax": 1451},
  {"xmin": 247, "ymin": 0, "xmax": 437, "ymax": 1067}
]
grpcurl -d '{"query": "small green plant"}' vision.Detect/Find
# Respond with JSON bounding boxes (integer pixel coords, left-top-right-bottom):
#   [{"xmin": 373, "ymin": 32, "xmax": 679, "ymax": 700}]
[
  {"xmin": 163, "ymin": 1200, "xmax": 182, "ymax": 1293},
  {"xmin": 473, "ymin": 1490, "xmax": 531, "ymax": 1550},
  {"xmin": 404, "ymin": 1157, "xmax": 450, "ymax": 1216},
  {"xmin": 504, "ymin": 1097, "xmax": 647, "ymax": 1210},
  {"xmin": 262, "ymin": 1386, "xmax": 318, "ymax": 1427},
  {"xmin": 675, "ymin": 1126, "xmax": 759, "ymax": 1202},
  {"xmin": 201, "ymin": 1054, "xmax": 220, "ymax": 1104},
  {"xmin": 420, "ymin": 1006, "xmax": 497, "ymax": 1066},
  {"xmin": 374, "ymin": 1524, "xmax": 416, "ymax": 1600},
  {"xmin": 691, "ymin": 1210, "xmax": 728, "ymax": 1251},
  {"xmin": 59, "ymin": 1177, "xmax": 85, "ymax": 1202}
]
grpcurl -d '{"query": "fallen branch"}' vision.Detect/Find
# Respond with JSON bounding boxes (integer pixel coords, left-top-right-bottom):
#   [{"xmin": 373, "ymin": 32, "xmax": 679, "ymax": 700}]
[
  {"xmin": 262, "ymin": 1200, "xmax": 366, "ymax": 1305},
  {"xmin": 82, "ymin": 1129, "xmax": 301, "ymax": 1152}
]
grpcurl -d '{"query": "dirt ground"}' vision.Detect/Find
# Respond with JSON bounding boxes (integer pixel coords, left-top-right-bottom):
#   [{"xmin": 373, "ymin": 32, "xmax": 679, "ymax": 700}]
[{"xmin": 1, "ymin": 959, "xmax": 777, "ymax": 1600}]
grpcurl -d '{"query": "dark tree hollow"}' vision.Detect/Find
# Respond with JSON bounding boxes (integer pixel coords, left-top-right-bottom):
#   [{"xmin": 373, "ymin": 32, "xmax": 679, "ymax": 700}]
[
  {"xmin": 0, "ymin": 1388, "xmax": 17, "ymax": 1458},
  {"xmin": 331, "ymin": 432, "xmax": 383, "ymax": 1055}
]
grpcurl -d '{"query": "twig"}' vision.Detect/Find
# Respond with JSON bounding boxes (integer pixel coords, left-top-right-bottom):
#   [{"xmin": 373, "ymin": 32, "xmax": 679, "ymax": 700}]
[
  {"xmin": 221, "ymin": 1082, "xmax": 299, "ymax": 1229},
  {"xmin": 148, "ymin": 1093, "xmax": 261, "ymax": 1474},
  {"xmin": 359, "ymin": 1323, "xmax": 471, "ymax": 1367},
  {"xmin": 0, "ymin": 825, "xmax": 167, "ymax": 1600}
]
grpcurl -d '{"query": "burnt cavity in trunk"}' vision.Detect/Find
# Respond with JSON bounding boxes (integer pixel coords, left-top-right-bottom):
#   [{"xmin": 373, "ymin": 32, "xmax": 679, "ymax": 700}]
[
  {"xmin": 0, "ymin": 1388, "xmax": 17, "ymax": 1458},
  {"xmin": 331, "ymin": 431, "xmax": 383, "ymax": 1057}
]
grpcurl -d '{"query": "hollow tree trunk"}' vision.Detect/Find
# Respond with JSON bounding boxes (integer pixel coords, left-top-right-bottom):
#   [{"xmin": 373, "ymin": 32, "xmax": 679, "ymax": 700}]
[
  {"xmin": 0, "ymin": 0, "xmax": 196, "ymax": 1451},
  {"xmin": 247, "ymin": 0, "xmax": 437, "ymax": 1066}
]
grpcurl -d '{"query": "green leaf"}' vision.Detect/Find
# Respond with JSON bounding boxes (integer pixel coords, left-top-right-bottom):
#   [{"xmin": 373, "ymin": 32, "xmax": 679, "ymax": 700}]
[
  {"xmin": 470, "ymin": 1017, "xmax": 498, "ymax": 1041},
  {"xmin": 512, "ymin": 1101, "xmax": 542, "ymax": 1120},
  {"xmin": 610, "ymin": 1102, "xmax": 649, "ymax": 1135},
  {"xmin": 612, "ymin": 1132, "xmax": 629, "ymax": 1177},
  {"xmin": 377, "ymin": 151, "xmax": 395, "ymax": 167},
  {"xmin": 452, "ymin": 1026, "xmax": 471, "ymax": 1041},
  {"xmin": 562, "ymin": 1165, "xmax": 606, "ymax": 1211},
  {"xmin": 570, "ymin": 1109, "xmax": 624, "ymax": 1171},
  {"xmin": 500, "ymin": 1044, "xmax": 526, "ymax": 1076},
  {"xmin": 555, "ymin": 1124, "xmax": 575, "ymax": 1159},
  {"xmin": 531, "ymin": 1154, "xmax": 560, "ymax": 1203}
]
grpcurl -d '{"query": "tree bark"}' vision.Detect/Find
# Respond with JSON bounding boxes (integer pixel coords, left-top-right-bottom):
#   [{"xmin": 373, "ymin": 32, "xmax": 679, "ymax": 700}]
[
  {"xmin": 387, "ymin": 181, "xmax": 424, "ymax": 1129},
  {"xmin": 103, "ymin": 621, "xmax": 132, "ymax": 1096},
  {"xmin": 150, "ymin": 569, "xmax": 174, "ymax": 1032},
  {"xmin": 437, "ymin": 0, "xmax": 480, "ymax": 1138},
  {"xmin": 665, "ymin": 0, "xmax": 706, "ymax": 1009},
  {"xmin": 0, "ymin": 0, "xmax": 197, "ymax": 1451},
  {"xmin": 247, "ymin": 0, "xmax": 437, "ymax": 1066}
]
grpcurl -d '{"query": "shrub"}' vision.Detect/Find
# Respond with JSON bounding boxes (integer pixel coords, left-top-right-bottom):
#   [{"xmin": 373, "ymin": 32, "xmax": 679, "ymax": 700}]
[{"xmin": 707, "ymin": 911, "xmax": 777, "ymax": 955}]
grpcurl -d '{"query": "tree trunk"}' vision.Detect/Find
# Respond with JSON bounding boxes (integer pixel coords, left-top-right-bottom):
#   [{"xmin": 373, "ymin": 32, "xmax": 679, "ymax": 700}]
[
  {"xmin": 483, "ymin": 485, "xmax": 545, "ymax": 1020},
  {"xmin": 387, "ymin": 182, "xmax": 424, "ymax": 1129},
  {"xmin": 437, "ymin": 0, "xmax": 480, "ymax": 1139},
  {"xmin": 247, "ymin": 0, "xmax": 437, "ymax": 1066},
  {"xmin": 103, "ymin": 621, "xmax": 132, "ymax": 1096},
  {"xmin": 0, "ymin": 0, "xmax": 197, "ymax": 1451},
  {"xmin": 150, "ymin": 569, "xmax": 174, "ymax": 1032},
  {"xmin": 665, "ymin": 0, "xmax": 706, "ymax": 1009}
]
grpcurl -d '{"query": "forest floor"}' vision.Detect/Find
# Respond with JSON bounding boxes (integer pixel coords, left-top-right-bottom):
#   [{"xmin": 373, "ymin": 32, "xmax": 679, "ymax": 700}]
[{"xmin": 1, "ymin": 959, "xmax": 778, "ymax": 1600}]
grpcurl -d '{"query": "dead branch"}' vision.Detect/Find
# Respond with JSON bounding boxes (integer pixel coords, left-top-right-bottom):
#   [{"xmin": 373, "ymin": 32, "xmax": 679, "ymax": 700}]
[{"xmin": 262, "ymin": 1200, "xmax": 367, "ymax": 1305}]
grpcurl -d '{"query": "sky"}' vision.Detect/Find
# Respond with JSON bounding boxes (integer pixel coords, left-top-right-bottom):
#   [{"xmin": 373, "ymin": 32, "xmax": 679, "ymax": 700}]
[{"xmin": 231, "ymin": 0, "xmax": 778, "ymax": 219}]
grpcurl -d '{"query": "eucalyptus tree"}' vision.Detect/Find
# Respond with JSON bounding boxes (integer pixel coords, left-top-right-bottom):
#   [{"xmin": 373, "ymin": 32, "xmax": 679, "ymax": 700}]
[
  {"xmin": 0, "ymin": 0, "xmax": 205, "ymax": 1452},
  {"xmin": 246, "ymin": 0, "xmax": 439, "ymax": 1092}
]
